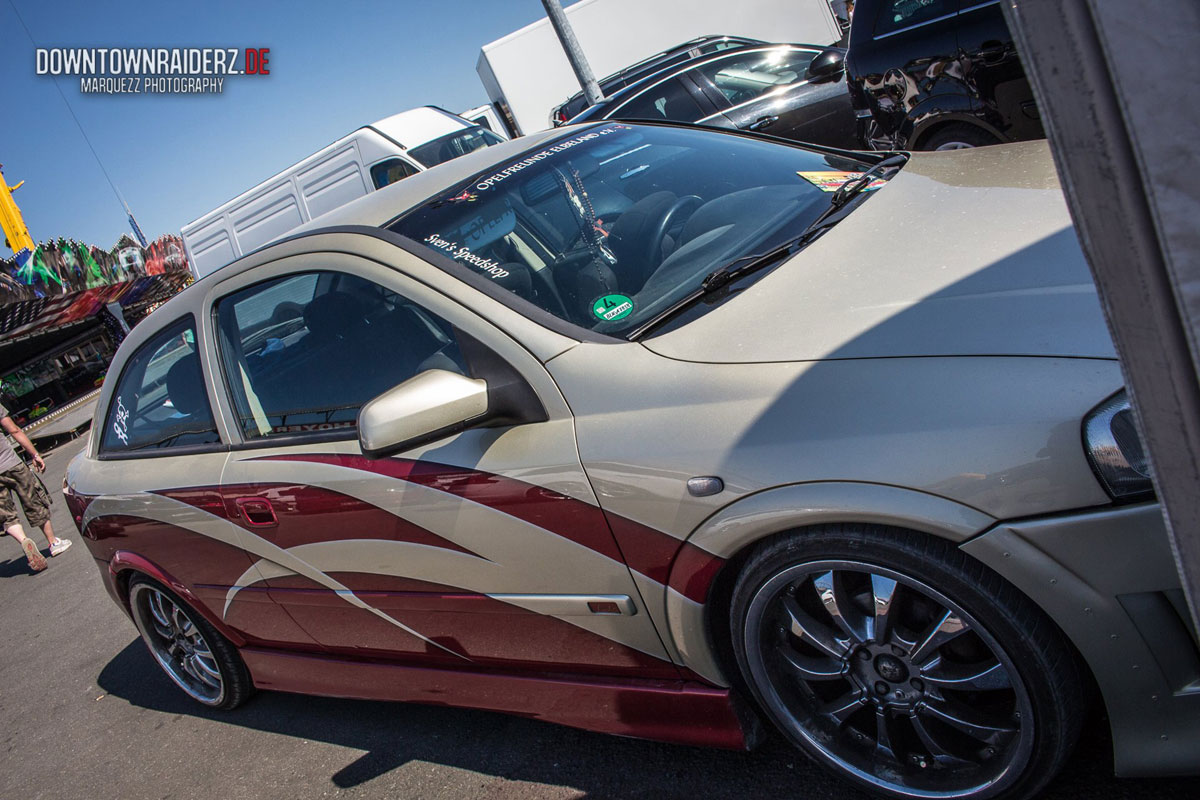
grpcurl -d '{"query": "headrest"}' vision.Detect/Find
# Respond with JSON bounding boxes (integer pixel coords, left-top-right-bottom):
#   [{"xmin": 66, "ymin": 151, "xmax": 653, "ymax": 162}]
[{"xmin": 165, "ymin": 354, "xmax": 207, "ymax": 416}]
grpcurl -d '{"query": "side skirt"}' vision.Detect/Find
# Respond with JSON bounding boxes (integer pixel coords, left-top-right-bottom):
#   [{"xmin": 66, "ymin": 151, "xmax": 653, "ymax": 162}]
[{"xmin": 241, "ymin": 647, "xmax": 759, "ymax": 750}]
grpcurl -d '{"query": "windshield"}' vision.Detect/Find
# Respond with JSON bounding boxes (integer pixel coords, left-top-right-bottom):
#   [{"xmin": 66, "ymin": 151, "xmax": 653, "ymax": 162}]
[
  {"xmin": 390, "ymin": 123, "xmax": 879, "ymax": 337},
  {"xmin": 409, "ymin": 126, "xmax": 505, "ymax": 168}
]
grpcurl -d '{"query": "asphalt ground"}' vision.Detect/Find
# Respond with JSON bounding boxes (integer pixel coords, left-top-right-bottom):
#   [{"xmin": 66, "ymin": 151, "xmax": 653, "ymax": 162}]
[{"xmin": 1, "ymin": 437, "xmax": 1197, "ymax": 799}]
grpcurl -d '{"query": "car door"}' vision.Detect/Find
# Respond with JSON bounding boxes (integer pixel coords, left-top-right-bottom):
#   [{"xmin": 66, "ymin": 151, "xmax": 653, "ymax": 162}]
[
  {"xmin": 687, "ymin": 47, "xmax": 854, "ymax": 147},
  {"xmin": 605, "ymin": 74, "xmax": 718, "ymax": 124},
  {"xmin": 85, "ymin": 314, "xmax": 317, "ymax": 648},
  {"xmin": 206, "ymin": 252, "xmax": 679, "ymax": 678},
  {"xmin": 954, "ymin": 0, "xmax": 1044, "ymax": 141}
]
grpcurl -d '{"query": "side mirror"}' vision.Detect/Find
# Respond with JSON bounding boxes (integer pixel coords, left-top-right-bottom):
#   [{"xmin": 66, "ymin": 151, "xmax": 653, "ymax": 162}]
[
  {"xmin": 358, "ymin": 369, "xmax": 488, "ymax": 458},
  {"xmin": 807, "ymin": 47, "xmax": 846, "ymax": 83}
]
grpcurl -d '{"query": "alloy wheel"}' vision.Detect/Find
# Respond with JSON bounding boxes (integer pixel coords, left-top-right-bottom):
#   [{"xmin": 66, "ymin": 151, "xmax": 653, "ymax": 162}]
[
  {"xmin": 130, "ymin": 583, "xmax": 225, "ymax": 705},
  {"xmin": 742, "ymin": 560, "xmax": 1035, "ymax": 798}
]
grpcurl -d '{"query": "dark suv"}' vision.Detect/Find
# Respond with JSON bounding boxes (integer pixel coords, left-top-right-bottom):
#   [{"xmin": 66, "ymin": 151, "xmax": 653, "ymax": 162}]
[
  {"xmin": 549, "ymin": 35, "xmax": 762, "ymax": 126},
  {"xmin": 845, "ymin": 0, "xmax": 1043, "ymax": 149}
]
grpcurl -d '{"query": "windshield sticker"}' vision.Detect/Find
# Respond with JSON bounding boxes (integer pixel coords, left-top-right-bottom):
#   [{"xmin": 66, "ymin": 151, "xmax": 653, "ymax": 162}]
[
  {"xmin": 473, "ymin": 124, "xmax": 633, "ymax": 192},
  {"xmin": 422, "ymin": 233, "xmax": 510, "ymax": 280},
  {"xmin": 592, "ymin": 293, "xmax": 634, "ymax": 322},
  {"xmin": 797, "ymin": 171, "xmax": 887, "ymax": 193}
]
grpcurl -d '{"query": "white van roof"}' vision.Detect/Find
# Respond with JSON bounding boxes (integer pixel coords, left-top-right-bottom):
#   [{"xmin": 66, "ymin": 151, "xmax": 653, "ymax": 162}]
[{"xmin": 370, "ymin": 106, "xmax": 471, "ymax": 150}]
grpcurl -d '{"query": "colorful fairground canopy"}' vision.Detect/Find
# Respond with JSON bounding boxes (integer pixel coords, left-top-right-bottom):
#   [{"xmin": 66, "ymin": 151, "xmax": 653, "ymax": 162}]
[{"xmin": 0, "ymin": 233, "xmax": 191, "ymax": 341}]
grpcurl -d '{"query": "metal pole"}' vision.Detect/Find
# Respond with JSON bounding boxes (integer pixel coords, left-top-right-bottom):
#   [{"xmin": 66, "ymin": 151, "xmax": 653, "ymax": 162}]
[{"xmin": 540, "ymin": 0, "xmax": 604, "ymax": 106}]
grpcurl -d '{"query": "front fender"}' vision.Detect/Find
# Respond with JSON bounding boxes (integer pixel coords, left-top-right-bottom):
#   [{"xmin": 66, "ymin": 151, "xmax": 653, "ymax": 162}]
[{"xmin": 663, "ymin": 481, "xmax": 995, "ymax": 685}]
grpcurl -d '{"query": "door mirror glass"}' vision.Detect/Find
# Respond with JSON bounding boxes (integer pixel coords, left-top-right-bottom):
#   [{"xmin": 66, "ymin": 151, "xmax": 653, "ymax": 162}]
[
  {"xmin": 358, "ymin": 369, "xmax": 489, "ymax": 457},
  {"xmin": 806, "ymin": 48, "xmax": 846, "ymax": 83}
]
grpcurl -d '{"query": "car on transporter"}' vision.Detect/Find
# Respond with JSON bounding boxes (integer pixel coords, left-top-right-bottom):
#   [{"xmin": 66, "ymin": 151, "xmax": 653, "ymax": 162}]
[{"xmin": 65, "ymin": 121, "xmax": 1198, "ymax": 800}]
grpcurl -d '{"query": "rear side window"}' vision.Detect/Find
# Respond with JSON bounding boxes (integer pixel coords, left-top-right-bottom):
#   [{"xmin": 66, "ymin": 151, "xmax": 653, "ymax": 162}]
[
  {"xmin": 874, "ymin": 0, "xmax": 957, "ymax": 36},
  {"xmin": 101, "ymin": 318, "xmax": 220, "ymax": 454},
  {"xmin": 614, "ymin": 78, "xmax": 705, "ymax": 122},
  {"xmin": 692, "ymin": 48, "xmax": 819, "ymax": 106},
  {"xmin": 215, "ymin": 271, "xmax": 467, "ymax": 440},
  {"xmin": 371, "ymin": 158, "xmax": 420, "ymax": 189}
]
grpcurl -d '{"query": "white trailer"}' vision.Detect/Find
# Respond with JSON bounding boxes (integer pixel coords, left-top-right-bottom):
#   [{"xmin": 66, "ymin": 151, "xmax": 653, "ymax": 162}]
[
  {"xmin": 476, "ymin": 0, "xmax": 842, "ymax": 136},
  {"xmin": 181, "ymin": 107, "xmax": 503, "ymax": 279}
]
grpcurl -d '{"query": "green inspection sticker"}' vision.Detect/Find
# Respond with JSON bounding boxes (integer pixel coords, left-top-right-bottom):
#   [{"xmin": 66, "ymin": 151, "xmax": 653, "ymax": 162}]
[{"xmin": 592, "ymin": 293, "xmax": 635, "ymax": 322}]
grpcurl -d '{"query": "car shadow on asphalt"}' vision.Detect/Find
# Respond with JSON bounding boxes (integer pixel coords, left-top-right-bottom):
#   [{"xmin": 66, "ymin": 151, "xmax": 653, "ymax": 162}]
[{"xmin": 96, "ymin": 640, "xmax": 1200, "ymax": 799}]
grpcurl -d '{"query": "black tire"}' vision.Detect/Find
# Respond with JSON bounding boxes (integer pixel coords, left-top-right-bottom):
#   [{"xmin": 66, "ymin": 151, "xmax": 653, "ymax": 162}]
[
  {"xmin": 921, "ymin": 124, "xmax": 1002, "ymax": 151},
  {"xmin": 730, "ymin": 525, "xmax": 1084, "ymax": 800},
  {"xmin": 127, "ymin": 575, "xmax": 253, "ymax": 710}
]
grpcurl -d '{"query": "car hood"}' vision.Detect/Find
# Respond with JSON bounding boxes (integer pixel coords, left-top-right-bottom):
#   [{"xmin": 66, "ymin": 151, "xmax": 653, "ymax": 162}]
[{"xmin": 642, "ymin": 141, "xmax": 1117, "ymax": 363}]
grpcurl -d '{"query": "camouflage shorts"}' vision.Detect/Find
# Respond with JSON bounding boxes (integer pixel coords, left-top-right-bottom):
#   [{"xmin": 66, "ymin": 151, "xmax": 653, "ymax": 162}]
[{"xmin": 0, "ymin": 464, "xmax": 52, "ymax": 529}]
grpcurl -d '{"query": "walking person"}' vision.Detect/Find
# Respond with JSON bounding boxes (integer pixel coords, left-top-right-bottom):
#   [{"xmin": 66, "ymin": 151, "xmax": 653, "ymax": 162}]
[{"xmin": 0, "ymin": 404, "xmax": 71, "ymax": 572}]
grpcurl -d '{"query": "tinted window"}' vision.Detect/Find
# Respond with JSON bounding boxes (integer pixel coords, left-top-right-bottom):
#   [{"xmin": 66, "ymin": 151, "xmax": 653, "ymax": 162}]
[
  {"xmin": 693, "ymin": 48, "xmax": 819, "ymax": 106},
  {"xmin": 873, "ymin": 0, "xmax": 957, "ymax": 36},
  {"xmin": 613, "ymin": 78, "xmax": 704, "ymax": 122},
  {"xmin": 215, "ymin": 271, "xmax": 466, "ymax": 440},
  {"xmin": 390, "ymin": 124, "xmax": 875, "ymax": 338},
  {"xmin": 371, "ymin": 158, "xmax": 420, "ymax": 189},
  {"xmin": 409, "ymin": 127, "xmax": 505, "ymax": 168},
  {"xmin": 101, "ymin": 318, "xmax": 220, "ymax": 454}
]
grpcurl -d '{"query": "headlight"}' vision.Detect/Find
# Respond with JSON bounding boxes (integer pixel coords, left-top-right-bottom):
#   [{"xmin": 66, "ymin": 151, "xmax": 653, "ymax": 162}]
[{"xmin": 1083, "ymin": 390, "xmax": 1154, "ymax": 500}]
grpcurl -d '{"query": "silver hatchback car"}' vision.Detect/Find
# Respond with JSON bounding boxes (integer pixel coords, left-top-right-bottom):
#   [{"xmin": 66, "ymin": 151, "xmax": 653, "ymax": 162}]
[{"xmin": 66, "ymin": 122, "xmax": 1197, "ymax": 800}]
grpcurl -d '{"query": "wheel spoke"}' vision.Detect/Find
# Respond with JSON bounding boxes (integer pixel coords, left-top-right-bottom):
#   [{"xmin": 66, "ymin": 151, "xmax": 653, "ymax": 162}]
[
  {"xmin": 782, "ymin": 594, "xmax": 848, "ymax": 659},
  {"xmin": 191, "ymin": 654, "xmax": 221, "ymax": 681},
  {"xmin": 875, "ymin": 709, "xmax": 898, "ymax": 760},
  {"xmin": 171, "ymin": 605, "xmax": 188, "ymax": 636},
  {"xmin": 919, "ymin": 697, "xmax": 1016, "ymax": 743},
  {"xmin": 909, "ymin": 712, "xmax": 974, "ymax": 767},
  {"xmin": 910, "ymin": 609, "xmax": 968, "ymax": 665},
  {"xmin": 184, "ymin": 655, "xmax": 221, "ymax": 689},
  {"xmin": 819, "ymin": 688, "xmax": 867, "ymax": 725},
  {"xmin": 921, "ymin": 656, "xmax": 1011, "ymax": 691},
  {"xmin": 779, "ymin": 642, "xmax": 846, "ymax": 681},
  {"xmin": 148, "ymin": 593, "xmax": 171, "ymax": 627},
  {"xmin": 814, "ymin": 571, "xmax": 871, "ymax": 644},
  {"xmin": 870, "ymin": 574, "xmax": 899, "ymax": 644}
]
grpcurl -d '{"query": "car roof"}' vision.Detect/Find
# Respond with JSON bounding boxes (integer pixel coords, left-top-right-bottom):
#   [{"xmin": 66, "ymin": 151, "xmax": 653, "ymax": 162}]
[{"xmin": 567, "ymin": 43, "xmax": 833, "ymax": 123}]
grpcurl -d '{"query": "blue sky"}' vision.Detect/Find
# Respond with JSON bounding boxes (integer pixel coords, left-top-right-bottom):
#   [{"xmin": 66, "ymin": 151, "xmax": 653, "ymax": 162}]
[{"xmin": 1, "ymin": 0, "xmax": 564, "ymax": 249}]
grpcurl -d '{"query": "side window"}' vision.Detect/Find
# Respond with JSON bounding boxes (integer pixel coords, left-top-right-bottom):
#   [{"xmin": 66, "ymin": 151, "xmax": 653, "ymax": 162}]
[
  {"xmin": 615, "ymin": 78, "xmax": 705, "ymax": 122},
  {"xmin": 101, "ymin": 318, "xmax": 220, "ymax": 454},
  {"xmin": 215, "ymin": 270, "xmax": 468, "ymax": 440},
  {"xmin": 370, "ymin": 158, "xmax": 420, "ymax": 189},
  {"xmin": 873, "ymin": 0, "xmax": 957, "ymax": 36},
  {"xmin": 693, "ymin": 49, "xmax": 819, "ymax": 106}
]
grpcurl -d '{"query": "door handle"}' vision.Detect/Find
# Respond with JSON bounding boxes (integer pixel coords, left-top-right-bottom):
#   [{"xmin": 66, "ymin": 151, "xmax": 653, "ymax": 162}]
[
  {"xmin": 978, "ymin": 41, "xmax": 1007, "ymax": 63},
  {"xmin": 235, "ymin": 497, "xmax": 278, "ymax": 527},
  {"xmin": 748, "ymin": 115, "xmax": 779, "ymax": 131}
]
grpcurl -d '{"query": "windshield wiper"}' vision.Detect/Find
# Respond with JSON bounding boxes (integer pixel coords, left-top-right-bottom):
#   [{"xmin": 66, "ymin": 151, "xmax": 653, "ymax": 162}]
[
  {"xmin": 697, "ymin": 154, "xmax": 909, "ymax": 296},
  {"xmin": 831, "ymin": 154, "xmax": 908, "ymax": 208},
  {"xmin": 627, "ymin": 154, "xmax": 908, "ymax": 340}
]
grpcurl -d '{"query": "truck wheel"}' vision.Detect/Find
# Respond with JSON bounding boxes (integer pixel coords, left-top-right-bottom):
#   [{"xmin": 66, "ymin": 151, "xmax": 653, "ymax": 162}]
[
  {"xmin": 128, "ymin": 575, "xmax": 253, "ymax": 710},
  {"xmin": 730, "ymin": 525, "xmax": 1083, "ymax": 800}
]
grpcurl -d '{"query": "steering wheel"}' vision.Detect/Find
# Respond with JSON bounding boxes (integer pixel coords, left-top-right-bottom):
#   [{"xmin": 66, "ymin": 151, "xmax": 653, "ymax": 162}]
[{"xmin": 650, "ymin": 195, "xmax": 703, "ymax": 263}]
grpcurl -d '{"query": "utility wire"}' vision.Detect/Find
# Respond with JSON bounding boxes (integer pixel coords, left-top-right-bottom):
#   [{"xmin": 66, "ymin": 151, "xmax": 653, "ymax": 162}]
[{"xmin": 5, "ymin": 0, "xmax": 133, "ymax": 213}]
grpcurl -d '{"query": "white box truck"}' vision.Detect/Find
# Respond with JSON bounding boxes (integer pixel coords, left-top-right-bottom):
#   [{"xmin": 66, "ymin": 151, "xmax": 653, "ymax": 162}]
[
  {"xmin": 476, "ymin": 0, "xmax": 842, "ymax": 136},
  {"xmin": 181, "ymin": 107, "xmax": 504, "ymax": 279}
]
